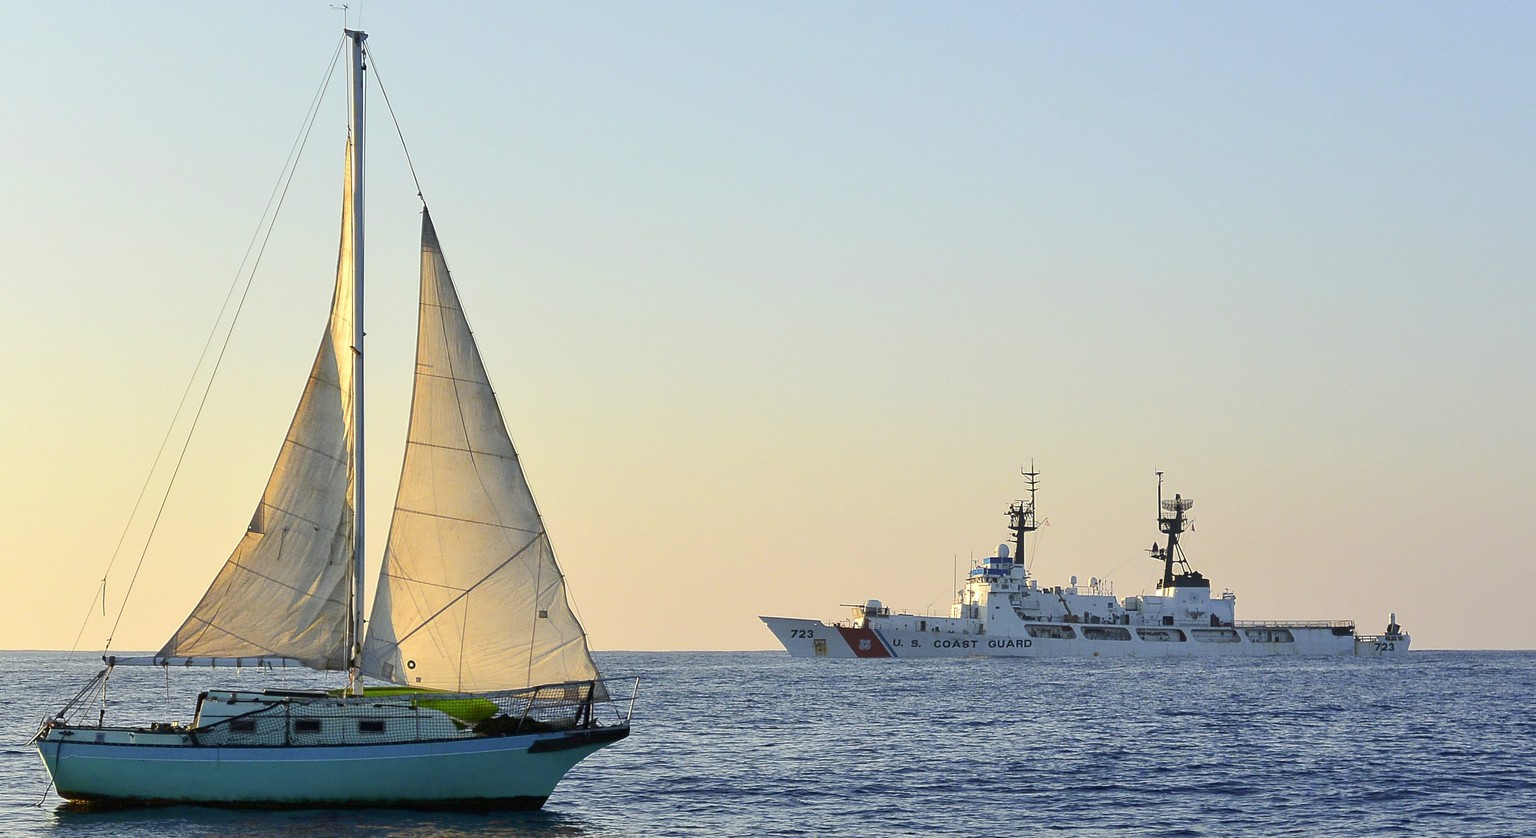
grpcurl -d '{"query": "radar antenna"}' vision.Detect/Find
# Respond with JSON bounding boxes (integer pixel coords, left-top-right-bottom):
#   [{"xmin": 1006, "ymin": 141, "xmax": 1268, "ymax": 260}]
[{"xmin": 1008, "ymin": 462, "xmax": 1040, "ymax": 570}]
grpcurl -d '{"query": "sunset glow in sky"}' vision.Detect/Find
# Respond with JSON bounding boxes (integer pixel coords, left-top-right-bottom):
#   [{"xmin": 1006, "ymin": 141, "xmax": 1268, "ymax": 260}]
[{"xmin": 2, "ymin": 3, "xmax": 1533, "ymax": 653}]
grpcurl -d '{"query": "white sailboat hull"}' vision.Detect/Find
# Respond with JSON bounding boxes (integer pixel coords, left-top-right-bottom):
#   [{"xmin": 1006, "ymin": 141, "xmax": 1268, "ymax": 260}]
[{"xmin": 37, "ymin": 728, "xmax": 626, "ymax": 809}]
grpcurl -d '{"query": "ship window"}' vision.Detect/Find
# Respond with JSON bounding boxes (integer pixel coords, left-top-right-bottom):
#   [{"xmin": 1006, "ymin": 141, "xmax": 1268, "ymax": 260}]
[
  {"xmin": 229, "ymin": 719, "xmax": 256, "ymax": 733},
  {"xmin": 359, "ymin": 720, "xmax": 386, "ymax": 734},
  {"xmin": 293, "ymin": 719, "xmax": 322, "ymax": 734}
]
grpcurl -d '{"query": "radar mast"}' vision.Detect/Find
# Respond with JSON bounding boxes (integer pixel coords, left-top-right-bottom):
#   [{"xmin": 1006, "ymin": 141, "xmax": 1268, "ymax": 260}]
[
  {"xmin": 1149, "ymin": 471, "xmax": 1196, "ymax": 590},
  {"xmin": 1008, "ymin": 462, "xmax": 1040, "ymax": 569}
]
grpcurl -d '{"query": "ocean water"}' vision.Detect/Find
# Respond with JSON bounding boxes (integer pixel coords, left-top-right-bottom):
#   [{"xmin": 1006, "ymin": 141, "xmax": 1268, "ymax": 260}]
[{"xmin": 1, "ymin": 650, "xmax": 1532, "ymax": 836}]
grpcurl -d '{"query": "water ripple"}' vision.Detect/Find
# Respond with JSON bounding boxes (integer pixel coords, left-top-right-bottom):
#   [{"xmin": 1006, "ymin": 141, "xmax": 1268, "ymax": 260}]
[{"xmin": 1, "ymin": 651, "xmax": 1534, "ymax": 835}]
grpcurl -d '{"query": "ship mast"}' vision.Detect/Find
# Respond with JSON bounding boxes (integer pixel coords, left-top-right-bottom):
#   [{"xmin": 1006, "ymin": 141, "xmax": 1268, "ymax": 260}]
[
  {"xmin": 1008, "ymin": 463, "xmax": 1040, "ymax": 569},
  {"xmin": 1151, "ymin": 471, "xmax": 1194, "ymax": 590},
  {"xmin": 345, "ymin": 28, "xmax": 368, "ymax": 696}
]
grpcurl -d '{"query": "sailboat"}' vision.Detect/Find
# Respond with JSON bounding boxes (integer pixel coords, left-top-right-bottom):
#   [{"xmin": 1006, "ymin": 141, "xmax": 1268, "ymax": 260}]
[{"xmin": 33, "ymin": 30, "xmax": 633, "ymax": 809}]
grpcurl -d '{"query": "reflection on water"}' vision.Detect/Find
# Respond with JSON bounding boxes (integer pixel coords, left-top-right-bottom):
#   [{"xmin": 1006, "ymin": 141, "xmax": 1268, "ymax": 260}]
[{"xmin": 49, "ymin": 805, "xmax": 597, "ymax": 837}]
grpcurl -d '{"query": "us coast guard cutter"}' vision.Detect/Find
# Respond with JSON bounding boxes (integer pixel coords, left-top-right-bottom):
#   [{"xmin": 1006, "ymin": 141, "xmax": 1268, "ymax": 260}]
[{"xmin": 761, "ymin": 470, "xmax": 1409, "ymax": 659}]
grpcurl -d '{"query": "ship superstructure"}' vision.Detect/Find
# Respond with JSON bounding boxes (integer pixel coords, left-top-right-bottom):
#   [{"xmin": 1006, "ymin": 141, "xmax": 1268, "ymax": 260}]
[{"xmin": 761, "ymin": 471, "xmax": 1409, "ymax": 659}]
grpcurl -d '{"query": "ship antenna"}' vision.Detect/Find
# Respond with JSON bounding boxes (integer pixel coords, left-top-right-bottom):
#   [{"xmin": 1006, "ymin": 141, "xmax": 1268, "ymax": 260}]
[{"xmin": 1008, "ymin": 461, "xmax": 1040, "ymax": 571}]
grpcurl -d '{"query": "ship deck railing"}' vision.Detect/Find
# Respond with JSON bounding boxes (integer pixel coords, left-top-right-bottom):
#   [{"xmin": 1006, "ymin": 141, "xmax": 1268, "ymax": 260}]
[
  {"xmin": 1232, "ymin": 620, "xmax": 1355, "ymax": 629},
  {"xmin": 197, "ymin": 677, "xmax": 636, "ymax": 747}
]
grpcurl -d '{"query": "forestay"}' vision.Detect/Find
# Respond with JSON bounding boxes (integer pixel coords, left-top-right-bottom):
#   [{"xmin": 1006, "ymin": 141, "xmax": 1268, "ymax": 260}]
[
  {"xmin": 154, "ymin": 141, "xmax": 361, "ymax": 672},
  {"xmin": 361, "ymin": 210, "xmax": 600, "ymax": 693}
]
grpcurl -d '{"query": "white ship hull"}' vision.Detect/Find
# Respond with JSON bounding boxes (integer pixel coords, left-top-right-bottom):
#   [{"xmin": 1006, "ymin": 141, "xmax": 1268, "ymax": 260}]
[
  {"xmin": 762, "ymin": 616, "xmax": 1409, "ymax": 659},
  {"xmin": 762, "ymin": 473, "xmax": 1410, "ymax": 661},
  {"xmin": 36, "ymin": 729, "xmax": 622, "ymax": 809}
]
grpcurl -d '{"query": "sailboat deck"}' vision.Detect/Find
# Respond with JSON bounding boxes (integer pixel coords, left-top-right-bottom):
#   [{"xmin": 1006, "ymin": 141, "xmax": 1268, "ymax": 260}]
[{"xmin": 42, "ymin": 679, "xmax": 634, "ymax": 750}]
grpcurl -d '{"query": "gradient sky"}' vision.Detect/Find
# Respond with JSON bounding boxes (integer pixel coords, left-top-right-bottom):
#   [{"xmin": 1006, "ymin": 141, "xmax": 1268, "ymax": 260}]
[{"xmin": 2, "ymin": 3, "xmax": 1533, "ymax": 653}]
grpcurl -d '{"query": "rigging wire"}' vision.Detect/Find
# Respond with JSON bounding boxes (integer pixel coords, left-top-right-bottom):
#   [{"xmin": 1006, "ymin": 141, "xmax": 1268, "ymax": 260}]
[
  {"xmin": 67, "ymin": 37, "xmax": 350, "ymax": 659},
  {"xmin": 1096, "ymin": 552, "xmax": 1145, "ymax": 591},
  {"xmin": 362, "ymin": 41, "xmax": 426, "ymax": 202},
  {"xmin": 96, "ymin": 37, "xmax": 348, "ymax": 656}
]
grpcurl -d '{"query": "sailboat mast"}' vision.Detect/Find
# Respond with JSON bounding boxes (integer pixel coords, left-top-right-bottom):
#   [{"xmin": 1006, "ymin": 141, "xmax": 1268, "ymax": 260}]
[{"xmin": 345, "ymin": 28, "xmax": 367, "ymax": 694}]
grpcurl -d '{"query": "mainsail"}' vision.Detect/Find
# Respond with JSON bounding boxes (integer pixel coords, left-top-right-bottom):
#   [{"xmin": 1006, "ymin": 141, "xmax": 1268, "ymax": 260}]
[
  {"xmin": 361, "ymin": 210, "xmax": 600, "ymax": 692},
  {"xmin": 155, "ymin": 141, "xmax": 360, "ymax": 671}
]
